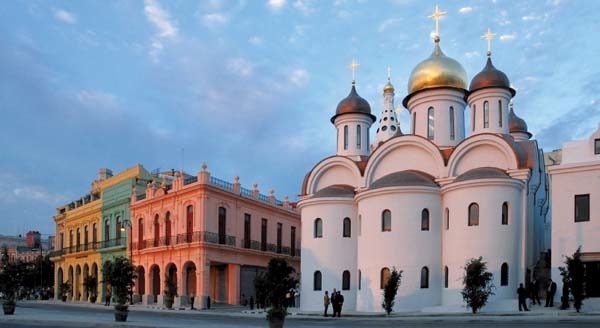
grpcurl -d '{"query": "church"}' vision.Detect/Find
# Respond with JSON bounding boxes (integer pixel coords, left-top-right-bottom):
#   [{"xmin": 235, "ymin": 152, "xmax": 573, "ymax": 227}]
[{"xmin": 298, "ymin": 6, "xmax": 550, "ymax": 312}]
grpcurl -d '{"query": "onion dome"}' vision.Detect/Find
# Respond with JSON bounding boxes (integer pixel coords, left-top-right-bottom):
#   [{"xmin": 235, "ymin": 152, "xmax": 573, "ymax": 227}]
[
  {"xmin": 509, "ymin": 103, "xmax": 531, "ymax": 137},
  {"xmin": 383, "ymin": 80, "xmax": 395, "ymax": 93},
  {"xmin": 469, "ymin": 56, "xmax": 515, "ymax": 95},
  {"xmin": 331, "ymin": 83, "xmax": 376, "ymax": 123},
  {"xmin": 403, "ymin": 37, "xmax": 468, "ymax": 106}
]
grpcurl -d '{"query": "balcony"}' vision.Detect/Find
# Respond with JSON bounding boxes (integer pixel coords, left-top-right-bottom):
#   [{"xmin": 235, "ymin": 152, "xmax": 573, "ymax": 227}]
[{"xmin": 99, "ymin": 237, "xmax": 126, "ymax": 249}]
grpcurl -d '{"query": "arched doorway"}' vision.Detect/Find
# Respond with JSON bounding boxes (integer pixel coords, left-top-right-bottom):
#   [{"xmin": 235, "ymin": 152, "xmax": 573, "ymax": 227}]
[
  {"xmin": 183, "ymin": 262, "xmax": 196, "ymax": 297},
  {"xmin": 83, "ymin": 264, "xmax": 90, "ymax": 301},
  {"xmin": 165, "ymin": 263, "xmax": 178, "ymax": 297},
  {"xmin": 56, "ymin": 267, "xmax": 64, "ymax": 300},
  {"xmin": 91, "ymin": 263, "xmax": 98, "ymax": 303},
  {"xmin": 136, "ymin": 266, "xmax": 146, "ymax": 299},
  {"xmin": 68, "ymin": 266, "xmax": 74, "ymax": 300},
  {"xmin": 75, "ymin": 265, "xmax": 82, "ymax": 301},
  {"xmin": 150, "ymin": 265, "xmax": 161, "ymax": 303}
]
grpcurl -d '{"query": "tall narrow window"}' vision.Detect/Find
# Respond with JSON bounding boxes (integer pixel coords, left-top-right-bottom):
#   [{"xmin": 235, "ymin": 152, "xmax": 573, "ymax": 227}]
[
  {"xmin": 186, "ymin": 205, "xmax": 194, "ymax": 242},
  {"xmin": 575, "ymin": 194, "xmax": 590, "ymax": 222},
  {"xmin": 84, "ymin": 226, "xmax": 89, "ymax": 246},
  {"xmin": 445, "ymin": 208, "xmax": 450, "ymax": 230},
  {"xmin": 314, "ymin": 218, "xmax": 323, "ymax": 238},
  {"xmin": 343, "ymin": 217, "xmax": 351, "ymax": 238},
  {"xmin": 290, "ymin": 226, "xmax": 296, "ymax": 256},
  {"xmin": 69, "ymin": 230, "xmax": 73, "ymax": 248},
  {"xmin": 116, "ymin": 216, "xmax": 122, "ymax": 240},
  {"xmin": 501, "ymin": 263, "xmax": 509, "ymax": 286},
  {"xmin": 76, "ymin": 228, "xmax": 81, "ymax": 247},
  {"xmin": 342, "ymin": 270, "xmax": 350, "ymax": 290},
  {"xmin": 105, "ymin": 220, "xmax": 110, "ymax": 241},
  {"xmin": 358, "ymin": 270, "xmax": 362, "ymax": 290},
  {"xmin": 468, "ymin": 203, "xmax": 479, "ymax": 226},
  {"xmin": 92, "ymin": 224, "xmax": 97, "ymax": 245},
  {"xmin": 164, "ymin": 212, "xmax": 171, "ymax": 246},
  {"xmin": 421, "ymin": 209, "xmax": 430, "ymax": 231},
  {"xmin": 449, "ymin": 106, "xmax": 455, "ymax": 140},
  {"xmin": 498, "ymin": 100, "xmax": 503, "ymax": 127},
  {"xmin": 60, "ymin": 232, "xmax": 64, "ymax": 249},
  {"xmin": 427, "ymin": 107, "xmax": 435, "ymax": 140},
  {"xmin": 218, "ymin": 207, "xmax": 226, "ymax": 244},
  {"xmin": 595, "ymin": 139, "xmax": 600, "ymax": 154},
  {"xmin": 382, "ymin": 210, "xmax": 391, "ymax": 232},
  {"xmin": 380, "ymin": 267, "xmax": 391, "ymax": 289},
  {"xmin": 276, "ymin": 222, "xmax": 282, "ymax": 253},
  {"xmin": 358, "ymin": 215, "xmax": 362, "ymax": 236},
  {"xmin": 356, "ymin": 125, "xmax": 362, "ymax": 149},
  {"xmin": 153, "ymin": 214, "xmax": 159, "ymax": 247},
  {"xmin": 420, "ymin": 267, "xmax": 429, "ymax": 288},
  {"xmin": 313, "ymin": 271, "xmax": 322, "ymax": 291},
  {"xmin": 483, "ymin": 101, "xmax": 489, "ymax": 128},
  {"xmin": 138, "ymin": 218, "xmax": 144, "ymax": 243},
  {"xmin": 261, "ymin": 218, "xmax": 268, "ymax": 251},
  {"xmin": 444, "ymin": 266, "xmax": 449, "ymax": 288},
  {"xmin": 343, "ymin": 125, "xmax": 349, "ymax": 150},
  {"xmin": 412, "ymin": 112, "xmax": 416, "ymax": 134},
  {"xmin": 502, "ymin": 202, "xmax": 509, "ymax": 225},
  {"xmin": 472, "ymin": 104, "xmax": 476, "ymax": 131},
  {"xmin": 244, "ymin": 213, "xmax": 251, "ymax": 248}
]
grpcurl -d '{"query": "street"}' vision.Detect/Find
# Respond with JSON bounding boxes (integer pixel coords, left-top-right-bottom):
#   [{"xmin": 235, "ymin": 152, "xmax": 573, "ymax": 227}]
[{"xmin": 0, "ymin": 302, "xmax": 599, "ymax": 328}]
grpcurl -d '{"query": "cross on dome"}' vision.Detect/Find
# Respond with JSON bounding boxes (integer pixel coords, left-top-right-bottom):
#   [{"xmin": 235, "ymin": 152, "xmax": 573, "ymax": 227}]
[
  {"xmin": 428, "ymin": 4, "xmax": 447, "ymax": 41},
  {"xmin": 482, "ymin": 28, "xmax": 497, "ymax": 56},
  {"xmin": 349, "ymin": 58, "xmax": 360, "ymax": 84}
]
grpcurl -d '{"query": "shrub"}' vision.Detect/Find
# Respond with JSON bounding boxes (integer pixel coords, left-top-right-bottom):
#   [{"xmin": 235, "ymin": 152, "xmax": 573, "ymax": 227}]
[{"xmin": 461, "ymin": 257, "xmax": 494, "ymax": 314}]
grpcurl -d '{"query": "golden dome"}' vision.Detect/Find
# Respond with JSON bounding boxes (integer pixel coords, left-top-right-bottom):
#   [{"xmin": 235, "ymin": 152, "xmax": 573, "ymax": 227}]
[
  {"xmin": 383, "ymin": 80, "xmax": 395, "ymax": 93},
  {"xmin": 404, "ymin": 39, "xmax": 467, "ymax": 105}
]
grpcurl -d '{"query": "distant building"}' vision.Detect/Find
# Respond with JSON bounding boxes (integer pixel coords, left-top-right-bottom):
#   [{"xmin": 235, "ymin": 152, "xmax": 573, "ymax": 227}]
[{"xmin": 0, "ymin": 231, "xmax": 53, "ymax": 263}]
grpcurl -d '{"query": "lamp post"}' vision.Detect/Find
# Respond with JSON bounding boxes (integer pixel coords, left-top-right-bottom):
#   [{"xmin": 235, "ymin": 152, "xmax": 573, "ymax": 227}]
[{"xmin": 120, "ymin": 220, "xmax": 133, "ymax": 304}]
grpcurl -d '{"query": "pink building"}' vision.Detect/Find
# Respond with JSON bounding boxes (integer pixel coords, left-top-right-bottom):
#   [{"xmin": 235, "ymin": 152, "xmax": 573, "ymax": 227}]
[{"xmin": 130, "ymin": 164, "xmax": 300, "ymax": 308}]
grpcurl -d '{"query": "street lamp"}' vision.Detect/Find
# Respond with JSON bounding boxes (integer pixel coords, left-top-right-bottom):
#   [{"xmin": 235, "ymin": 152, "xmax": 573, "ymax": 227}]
[{"xmin": 120, "ymin": 220, "xmax": 133, "ymax": 304}]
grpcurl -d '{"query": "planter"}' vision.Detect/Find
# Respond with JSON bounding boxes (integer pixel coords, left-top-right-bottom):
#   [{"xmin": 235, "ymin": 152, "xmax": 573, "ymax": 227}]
[
  {"xmin": 3, "ymin": 303, "xmax": 15, "ymax": 315},
  {"xmin": 164, "ymin": 296, "xmax": 174, "ymax": 309},
  {"xmin": 114, "ymin": 309, "xmax": 128, "ymax": 322},
  {"xmin": 268, "ymin": 317, "xmax": 285, "ymax": 328},
  {"xmin": 89, "ymin": 295, "xmax": 97, "ymax": 303},
  {"xmin": 61, "ymin": 296, "xmax": 67, "ymax": 302}
]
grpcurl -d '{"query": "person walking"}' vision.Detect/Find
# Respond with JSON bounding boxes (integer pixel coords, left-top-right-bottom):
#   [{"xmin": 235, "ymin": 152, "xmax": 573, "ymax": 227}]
[
  {"xmin": 337, "ymin": 291, "xmax": 345, "ymax": 317},
  {"xmin": 530, "ymin": 279, "xmax": 541, "ymax": 305},
  {"xmin": 105, "ymin": 285, "xmax": 112, "ymax": 306},
  {"xmin": 331, "ymin": 289, "xmax": 339, "ymax": 317},
  {"xmin": 517, "ymin": 283, "xmax": 530, "ymax": 311},
  {"xmin": 545, "ymin": 279, "xmax": 557, "ymax": 307},
  {"xmin": 323, "ymin": 291, "xmax": 330, "ymax": 317}
]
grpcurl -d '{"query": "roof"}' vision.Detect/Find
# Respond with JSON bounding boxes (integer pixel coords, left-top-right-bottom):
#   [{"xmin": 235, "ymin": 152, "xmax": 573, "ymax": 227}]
[
  {"xmin": 469, "ymin": 57, "xmax": 515, "ymax": 95},
  {"xmin": 312, "ymin": 184, "xmax": 355, "ymax": 198},
  {"xmin": 370, "ymin": 170, "xmax": 438, "ymax": 189},
  {"xmin": 455, "ymin": 167, "xmax": 510, "ymax": 182},
  {"xmin": 330, "ymin": 84, "xmax": 376, "ymax": 123}
]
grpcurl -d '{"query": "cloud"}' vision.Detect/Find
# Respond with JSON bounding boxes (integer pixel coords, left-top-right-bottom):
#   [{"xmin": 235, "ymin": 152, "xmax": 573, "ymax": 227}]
[
  {"xmin": 267, "ymin": 0, "xmax": 286, "ymax": 10},
  {"xmin": 144, "ymin": 0, "xmax": 177, "ymax": 62},
  {"xmin": 458, "ymin": 6, "xmax": 473, "ymax": 14},
  {"xmin": 0, "ymin": 174, "xmax": 70, "ymax": 206},
  {"xmin": 289, "ymin": 68, "xmax": 309, "ymax": 87},
  {"xmin": 378, "ymin": 18, "xmax": 402, "ymax": 33},
  {"xmin": 464, "ymin": 51, "xmax": 480, "ymax": 59},
  {"xmin": 54, "ymin": 9, "xmax": 76, "ymax": 24},
  {"xmin": 522, "ymin": 15, "xmax": 541, "ymax": 21},
  {"xmin": 227, "ymin": 58, "xmax": 254, "ymax": 77},
  {"xmin": 76, "ymin": 90, "xmax": 118, "ymax": 112},
  {"xmin": 499, "ymin": 33, "xmax": 516, "ymax": 42},
  {"xmin": 202, "ymin": 13, "xmax": 229, "ymax": 27},
  {"xmin": 248, "ymin": 36, "xmax": 263, "ymax": 45},
  {"xmin": 293, "ymin": 0, "xmax": 316, "ymax": 15}
]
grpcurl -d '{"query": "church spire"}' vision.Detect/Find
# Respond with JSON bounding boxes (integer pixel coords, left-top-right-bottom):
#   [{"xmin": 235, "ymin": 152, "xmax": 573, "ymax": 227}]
[{"xmin": 374, "ymin": 69, "xmax": 401, "ymax": 148}]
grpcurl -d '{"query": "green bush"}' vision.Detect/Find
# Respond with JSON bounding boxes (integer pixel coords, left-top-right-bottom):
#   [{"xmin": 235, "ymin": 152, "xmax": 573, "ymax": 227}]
[{"xmin": 461, "ymin": 257, "xmax": 495, "ymax": 314}]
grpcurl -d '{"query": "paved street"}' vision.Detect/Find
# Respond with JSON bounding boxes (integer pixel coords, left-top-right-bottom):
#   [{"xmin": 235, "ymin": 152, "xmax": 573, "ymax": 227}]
[{"xmin": 1, "ymin": 302, "xmax": 600, "ymax": 328}]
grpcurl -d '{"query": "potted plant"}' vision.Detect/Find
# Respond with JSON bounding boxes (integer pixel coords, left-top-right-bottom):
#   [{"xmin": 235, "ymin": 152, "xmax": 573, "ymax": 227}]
[
  {"xmin": 59, "ymin": 281, "xmax": 72, "ymax": 302},
  {"xmin": 83, "ymin": 275, "xmax": 98, "ymax": 303},
  {"xmin": 102, "ymin": 257, "xmax": 136, "ymax": 322},
  {"xmin": 255, "ymin": 258, "xmax": 298, "ymax": 328},
  {"xmin": 0, "ymin": 247, "xmax": 24, "ymax": 315},
  {"xmin": 163, "ymin": 274, "xmax": 177, "ymax": 309}
]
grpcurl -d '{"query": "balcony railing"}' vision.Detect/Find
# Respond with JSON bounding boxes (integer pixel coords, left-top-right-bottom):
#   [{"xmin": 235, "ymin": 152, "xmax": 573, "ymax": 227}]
[
  {"xmin": 99, "ymin": 237, "xmax": 126, "ymax": 249},
  {"xmin": 183, "ymin": 176, "xmax": 198, "ymax": 185}
]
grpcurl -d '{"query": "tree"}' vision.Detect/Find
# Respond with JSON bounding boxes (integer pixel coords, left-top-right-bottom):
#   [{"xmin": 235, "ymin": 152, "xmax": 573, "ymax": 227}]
[
  {"xmin": 83, "ymin": 275, "xmax": 98, "ymax": 303},
  {"xmin": 559, "ymin": 247, "xmax": 585, "ymax": 312},
  {"xmin": 102, "ymin": 257, "xmax": 136, "ymax": 321},
  {"xmin": 461, "ymin": 257, "xmax": 495, "ymax": 314},
  {"xmin": 381, "ymin": 268, "xmax": 402, "ymax": 315},
  {"xmin": 0, "ymin": 246, "xmax": 25, "ymax": 314},
  {"xmin": 255, "ymin": 258, "xmax": 298, "ymax": 327},
  {"xmin": 163, "ymin": 272, "xmax": 177, "ymax": 309},
  {"xmin": 254, "ymin": 272, "xmax": 268, "ymax": 309}
]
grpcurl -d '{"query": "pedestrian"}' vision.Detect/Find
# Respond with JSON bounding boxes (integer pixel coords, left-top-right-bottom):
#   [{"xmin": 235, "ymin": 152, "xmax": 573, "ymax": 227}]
[
  {"xmin": 545, "ymin": 279, "xmax": 557, "ymax": 307},
  {"xmin": 560, "ymin": 278, "xmax": 570, "ymax": 310},
  {"xmin": 105, "ymin": 285, "xmax": 112, "ymax": 306},
  {"xmin": 530, "ymin": 279, "xmax": 541, "ymax": 305},
  {"xmin": 323, "ymin": 291, "xmax": 330, "ymax": 317},
  {"xmin": 337, "ymin": 291, "xmax": 344, "ymax": 317},
  {"xmin": 249, "ymin": 296, "xmax": 254, "ymax": 310},
  {"xmin": 331, "ymin": 288, "xmax": 339, "ymax": 317},
  {"xmin": 517, "ymin": 283, "xmax": 529, "ymax": 311},
  {"xmin": 190, "ymin": 292, "xmax": 195, "ymax": 310}
]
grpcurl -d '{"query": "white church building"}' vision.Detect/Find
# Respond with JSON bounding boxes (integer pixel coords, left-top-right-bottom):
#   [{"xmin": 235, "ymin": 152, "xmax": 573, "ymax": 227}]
[{"xmin": 298, "ymin": 10, "xmax": 551, "ymax": 312}]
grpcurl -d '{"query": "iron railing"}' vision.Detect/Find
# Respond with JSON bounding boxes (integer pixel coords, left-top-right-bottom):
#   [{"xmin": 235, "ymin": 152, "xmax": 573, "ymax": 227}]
[{"xmin": 209, "ymin": 176, "xmax": 234, "ymax": 191}]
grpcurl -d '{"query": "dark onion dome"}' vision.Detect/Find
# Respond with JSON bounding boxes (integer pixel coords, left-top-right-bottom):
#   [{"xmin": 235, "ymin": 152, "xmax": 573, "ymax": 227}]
[
  {"xmin": 331, "ymin": 83, "xmax": 376, "ymax": 123},
  {"xmin": 313, "ymin": 184, "xmax": 355, "ymax": 198},
  {"xmin": 370, "ymin": 170, "xmax": 438, "ymax": 189},
  {"xmin": 509, "ymin": 104, "xmax": 532, "ymax": 137},
  {"xmin": 455, "ymin": 167, "xmax": 509, "ymax": 182},
  {"xmin": 469, "ymin": 56, "xmax": 515, "ymax": 96}
]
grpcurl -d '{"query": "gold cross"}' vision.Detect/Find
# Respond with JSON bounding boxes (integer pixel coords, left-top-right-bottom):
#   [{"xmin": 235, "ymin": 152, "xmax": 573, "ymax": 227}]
[
  {"xmin": 481, "ymin": 28, "xmax": 496, "ymax": 56},
  {"xmin": 428, "ymin": 4, "xmax": 447, "ymax": 38},
  {"xmin": 349, "ymin": 58, "xmax": 360, "ymax": 83}
]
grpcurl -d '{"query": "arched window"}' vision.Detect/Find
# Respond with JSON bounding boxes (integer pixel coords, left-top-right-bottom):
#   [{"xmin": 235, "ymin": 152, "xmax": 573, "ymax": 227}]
[
  {"xmin": 356, "ymin": 125, "xmax": 361, "ymax": 149},
  {"xmin": 444, "ymin": 266, "xmax": 449, "ymax": 288},
  {"xmin": 342, "ymin": 270, "xmax": 350, "ymax": 290},
  {"xmin": 483, "ymin": 101, "xmax": 489, "ymax": 128},
  {"xmin": 116, "ymin": 216, "xmax": 122, "ymax": 240},
  {"xmin": 343, "ymin": 125, "xmax": 349, "ymax": 150},
  {"xmin": 104, "ymin": 220, "xmax": 110, "ymax": 241},
  {"xmin": 420, "ymin": 266, "xmax": 429, "ymax": 288},
  {"xmin": 153, "ymin": 214, "xmax": 160, "ymax": 247},
  {"xmin": 472, "ymin": 104, "xmax": 476, "ymax": 131},
  {"xmin": 498, "ymin": 100, "xmax": 503, "ymax": 127},
  {"xmin": 313, "ymin": 271, "xmax": 322, "ymax": 291},
  {"xmin": 186, "ymin": 205, "xmax": 194, "ymax": 241},
  {"xmin": 381, "ymin": 210, "xmax": 391, "ymax": 232},
  {"xmin": 501, "ymin": 263, "xmax": 509, "ymax": 286},
  {"xmin": 138, "ymin": 218, "xmax": 144, "ymax": 243},
  {"xmin": 449, "ymin": 106, "xmax": 455, "ymax": 140},
  {"xmin": 164, "ymin": 212, "xmax": 171, "ymax": 246},
  {"xmin": 412, "ymin": 112, "xmax": 416, "ymax": 134},
  {"xmin": 342, "ymin": 217, "xmax": 351, "ymax": 238},
  {"xmin": 314, "ymin": 218, "xmax": 323, "ymax": 238},
  {"xmin": 427, "ymin": 107, "xmax": 435, "ymax": 140},
  {"xmin": 380, "ymin": 267, "xmax": 391, "ymax": 289},
  {"xmin": 445, "ymin": 208, "xmax": 450, "ymax": 230},
  {"xmin": 421, "ymin": 209, "xmax": 430, "ymax": 231},
  {"xmin": 218, "ymin": 207, "xmax": 226, "ymax": 244},
  {"xmin": 468, "ymin": 203, "xmax": 479, "ymax": 226},
  {"xmin": 502, "ymin": 202, "xmax": 509, "ymax": 225},
  {"xmin": 358, "ymin": 269, "xmax": 362, "ymax": 290}
]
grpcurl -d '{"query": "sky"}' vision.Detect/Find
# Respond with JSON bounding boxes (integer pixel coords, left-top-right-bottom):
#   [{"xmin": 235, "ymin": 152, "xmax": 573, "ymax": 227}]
[{"xmin": 1, "ymin": 0, "xmax": 599, "ymax": 236}]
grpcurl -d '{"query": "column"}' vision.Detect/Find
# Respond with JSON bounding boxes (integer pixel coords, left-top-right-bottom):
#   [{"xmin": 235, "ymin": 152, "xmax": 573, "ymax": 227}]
[
  {"xmin": 227, "ymin": 264, "xmax": 241, "ymax": 305},
  {"xmin": 196, "ymin": 257, "xmax": 210, "ymax": 309},
  {"xmin": 175, "ymin": 265, "xmax": 188, "ymax": 307},
  {"xmin": 143, "ymin": 268, "xmax": 153, "ymax": 305}
]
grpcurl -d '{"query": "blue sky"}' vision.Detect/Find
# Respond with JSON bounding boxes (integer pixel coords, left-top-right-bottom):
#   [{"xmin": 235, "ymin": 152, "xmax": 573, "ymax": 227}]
[{"xmin": 1, "ymin": 0, "xmax": 599, "ymax": 235}]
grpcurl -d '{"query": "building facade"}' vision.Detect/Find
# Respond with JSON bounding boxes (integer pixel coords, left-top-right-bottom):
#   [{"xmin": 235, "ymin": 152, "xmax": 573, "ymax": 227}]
[
  {"xmin": 299, "ymin": 12, "xmax": 549, "ymax": 312},
  {"xmin": 130, "ymin": 164, "xmax": 300, "ymax": 308},
  {"xmin": 549, "ymin": 125, "xmax": 600, "ymax": 298}
]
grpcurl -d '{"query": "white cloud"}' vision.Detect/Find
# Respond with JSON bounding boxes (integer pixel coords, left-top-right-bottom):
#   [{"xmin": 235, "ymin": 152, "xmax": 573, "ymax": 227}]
[
  {"xmin": 289, "ymin": 68, "xmax": 309, "ymax": 87},
  {"xmin": 203, "ymin": 13, "xmax": 229, "ymax": 26},
  {"xmin": 248, "ymin": 36, "xmax": 263, "ymax": 45},
  {"xmin": 378, "ymin": 18, "xmax": 402, "ymax": 33},
  {"xmin": 227, "ymin": 58, "xmax": 254, "ymax": 77},
  {"xmin": 54, "ymin": 9, "xmax": 76, "ymax": 24},
  {"xmin": 522, "ymin": 15, "xmax": 541, "ymax": 21},
  {"xmin": 144, "ymin": 0, "xmax": 177, "ymax": 62},
  {"xmin": 499, "ymin": 33, "xmax": 516, "ymax": 42},
  {"xmin": 267, "ymin": 0, "xmax": 286, "ymax": 10},
  {"xmin": 293, "ymin": 0, "xmax": 316, "ymax": 15},
  {"xmin": 77, "ymin": 90, "xmax": 119, "ymax": 112},
  {"xmin": 0, "ymin": 174, "xmax": 69, "ymax": 206},
  {"xmin": 458, "ymin": 6, "xmax": 473, "ymax": 14},
  {"xmin": 464, "ymin": 51, "xmax": 480, "ymax": 59}
]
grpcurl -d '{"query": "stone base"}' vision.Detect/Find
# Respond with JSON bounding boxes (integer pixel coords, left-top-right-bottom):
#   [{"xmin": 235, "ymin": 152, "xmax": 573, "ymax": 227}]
[
  {"xmin": 175, "ymin": 296, "xmax": 189, "ymax": 308},
  {"xmin": 142, "ymin": 294, "xmax": 155, "ymax": 305},
  {"xmin": 157, "ymin": 295, "xmax": 164, "ymax": 307},
  {"xmin": 133, "ymin": 294, "xmax": 142, "ymax": 304}
]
